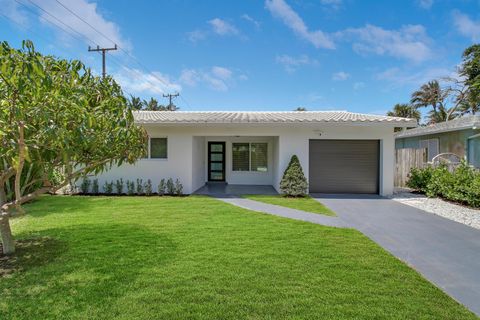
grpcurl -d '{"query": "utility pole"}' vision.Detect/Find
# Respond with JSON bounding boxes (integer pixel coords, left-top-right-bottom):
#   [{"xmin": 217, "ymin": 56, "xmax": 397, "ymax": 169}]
[
  {"xmin": 163, "ymin": 92, "xmax": 180, "ymax": 110},
  {"xmin": 88, "ymin": 44, "xmax": 117, "ymax": 78}
]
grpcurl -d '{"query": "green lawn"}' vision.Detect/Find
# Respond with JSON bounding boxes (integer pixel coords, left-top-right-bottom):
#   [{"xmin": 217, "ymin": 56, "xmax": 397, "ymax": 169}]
[
  {"xmin": 243, "ymin": 194, "xmax": 336, "ymax": 216},
  {"xmin": 0, "ymin": 196, "xmax": 476, "ymax": 319}
]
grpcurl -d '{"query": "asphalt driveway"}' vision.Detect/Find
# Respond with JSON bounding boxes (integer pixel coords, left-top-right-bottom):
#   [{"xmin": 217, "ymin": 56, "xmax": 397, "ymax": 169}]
[{"xmin": 311, "ymin": 194, "xmax": 480, "ymax": 316}]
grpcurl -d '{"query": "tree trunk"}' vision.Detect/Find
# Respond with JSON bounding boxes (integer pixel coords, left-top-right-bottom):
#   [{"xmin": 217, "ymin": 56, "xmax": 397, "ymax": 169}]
[{"xmin": 0, "ymin": 216, "xmax": 15, "ymax": 255}]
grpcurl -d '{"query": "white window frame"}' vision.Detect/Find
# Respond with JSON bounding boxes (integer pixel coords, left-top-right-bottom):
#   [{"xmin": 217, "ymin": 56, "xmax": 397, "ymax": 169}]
[
  {"xmin": 145, "ymin": 137, "xmax": 168, "ymax": 160},
  {"xmin": 232, "ymin": 142, "xmax": 268, "ymax": 172}
]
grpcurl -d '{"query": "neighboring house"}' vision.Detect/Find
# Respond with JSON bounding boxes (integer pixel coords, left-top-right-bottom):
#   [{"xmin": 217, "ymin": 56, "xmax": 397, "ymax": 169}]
[
  {"xmin": 94, "ymin": 111, "xmax": 415, "ymax": 196},
  {"xmin": 395, "ymin": 115, "xmax": 480, "ymax": 168}
]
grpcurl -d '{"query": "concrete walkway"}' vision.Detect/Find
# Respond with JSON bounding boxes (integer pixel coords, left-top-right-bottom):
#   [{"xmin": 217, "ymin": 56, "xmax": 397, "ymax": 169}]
[
  {"xmin": 311, "ymin": 194, "xmax": 480, "ymax": 317},
  {"xmin": 216, "ymin": 196, "xmax": 348, "ymax": 228}
]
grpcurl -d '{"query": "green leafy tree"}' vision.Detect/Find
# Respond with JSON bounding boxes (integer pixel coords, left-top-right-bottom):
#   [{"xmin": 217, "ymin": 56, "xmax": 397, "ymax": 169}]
[
  {"xmin": 280, "ymin": 155, "xmax": 308, "ymax": 197},
  {"xmin": 387, "ymin": 104, "xmax": 421, "ymax": 123},
  {"xmin": 410, "ymin": 80, "xmax": 457, "ymax": 123},
  {"xmin": 0, "ymin": 41, "xmax": 147, "ymax": 254},
  {"xmin": 127, "ymin": 95, "xmax": 143, "ymax": 110},
  {"xmin": 143, "ymin": 97, "xmax": 168, "ymax": 111},
  {"xmin": 460, "ymin": 44, "xmax": 480, "ymax": 94}
]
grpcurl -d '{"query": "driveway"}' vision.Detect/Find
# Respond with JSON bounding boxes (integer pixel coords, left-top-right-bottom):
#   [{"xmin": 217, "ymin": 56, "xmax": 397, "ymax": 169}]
[{"xmin": 312, "ymin": 194, "xmax": 480, "ymax": 316}]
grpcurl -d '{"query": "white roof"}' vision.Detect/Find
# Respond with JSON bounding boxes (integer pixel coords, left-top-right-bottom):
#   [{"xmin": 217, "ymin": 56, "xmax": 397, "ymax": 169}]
[
  {"xmin": 395, "ymin": 115, "xmax": 480, "ymax": 138},
  {"xmin": 133, "ymin": 111, "xmax": 417, "ymax": 126}
]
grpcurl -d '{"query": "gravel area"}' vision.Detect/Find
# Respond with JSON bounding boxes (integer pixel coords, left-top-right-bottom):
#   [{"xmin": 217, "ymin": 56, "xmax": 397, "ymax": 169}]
[{"xmin": 389, "ymin": 188, "xmax": 480, "ymax": 230}]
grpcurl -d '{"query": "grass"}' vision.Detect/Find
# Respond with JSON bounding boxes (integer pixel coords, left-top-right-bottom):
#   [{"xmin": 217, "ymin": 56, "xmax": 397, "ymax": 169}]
[
  {"xmin": 0, "ymin": 195, "xmax": 476, "ymax": 319},
  {"xmin": 243, "ymin": 194, "xmax": 336, "ymax": 216}
]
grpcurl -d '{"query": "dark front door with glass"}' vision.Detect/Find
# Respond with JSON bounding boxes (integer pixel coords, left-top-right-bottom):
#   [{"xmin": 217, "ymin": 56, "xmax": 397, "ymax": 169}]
[{"xmin": 208, "ymin": 142, "xmax": 226, "ymax": 182}]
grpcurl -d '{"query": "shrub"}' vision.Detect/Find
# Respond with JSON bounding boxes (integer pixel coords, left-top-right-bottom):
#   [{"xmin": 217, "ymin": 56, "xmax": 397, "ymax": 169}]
[
  {"xmin": 158, "ymin": 179, "xmax": 166, "ymax": 196},
  {"xmin": 144, "ymin": 179, "xmax": 153, "ymax": 196},
  {"xmin": 406, "ymin": 166, "xmax": 434, "ymax": 193},
  {"xmin": 280, "ymin": 155, "xmax": 308, "ymax": 197},
  {"xmin": 406, "ymin": 162, "xmax": 480, "ymax": 207},
  {"xmin": 166, "ymin": 178, "xmax": 175, "ymax": 195},
  {"xmin": 126, "ymin": 180, "xmax": 135, "ymax": 195},
  {"xmin": 136, "ymin": 178, "xmax": 144, "ymax": 194},
  {"xmin": 115, "ymin": 178, "xmax": 124, "ymax": 194},
  {"xmin": 103, "ymin": 181, "xmax": 114, "ymax": 194},
  {"xmin": 80, "ymin": 178, "xmax": 91, "ymax": 194},
  {"xmin": 92, "ymin": 179, "xmax": 99, "ymax": 194},
  {"xmin": 174, "ymin": 179, "xmax": 183, "ymax": 196}
]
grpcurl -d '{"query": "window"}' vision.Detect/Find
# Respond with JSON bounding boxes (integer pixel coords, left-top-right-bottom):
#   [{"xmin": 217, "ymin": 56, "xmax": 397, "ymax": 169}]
[
  {"xmin": 232, "ymin": 143, "xmax": 249, "ymax": 171},
  {"xmin": 150, "ymin": 138, "xmax": 167, "ymax": 159},
  {"xmin": 251, "ymin": 143, "xmax": 268, "ymax": 172},
  {"xmin": 232, "ymin": 142, "xmax": 268, "ymax": 172},
  {"xmin": 419, "ymin": 139, "xmax": 439, "ymax": 161}
]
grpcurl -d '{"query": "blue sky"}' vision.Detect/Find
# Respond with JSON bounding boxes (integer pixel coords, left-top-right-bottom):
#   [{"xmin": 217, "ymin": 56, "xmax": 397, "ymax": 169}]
[{"xmin": 0, "ymin": 0, "xmax": 479, "ymax": 114}]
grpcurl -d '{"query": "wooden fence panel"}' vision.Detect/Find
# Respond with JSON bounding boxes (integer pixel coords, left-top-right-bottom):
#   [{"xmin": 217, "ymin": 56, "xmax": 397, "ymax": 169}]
[{"xmin": 394, "ymin": 148, "xmax": 427, "ymax": 187}]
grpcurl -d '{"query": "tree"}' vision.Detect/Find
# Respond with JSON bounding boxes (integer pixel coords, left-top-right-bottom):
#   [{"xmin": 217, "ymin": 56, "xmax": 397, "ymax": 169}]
[
  {"xmin": 386, "ymin": 104, "xmax": 421, "ymax": 123},
  {"xmin": 458, "ymin": 91, "xmax": 480, "ymax": 115},
  {"xmin": 411, "ymin": 80, "xmax": 457, "ymax": 123},
  {"xmin": 143, "ymin": 97, "xmax": 168, "ymax": 111},
  {"xmin": 295, "ymin": 107, "xmax": 307, "ymax": 111},
  {"xmin": 279, "ymin": 155, "xmax": 308, "ymax": 197},
  {"xmin": 460, "ymin": 44, "xmax": 480, "ymax": 94},
  {"xmin": 127, "ymin": 95, "xmax": 143, "ymax": 110},
  {"xmin": 0, "ymin": 41, "xmax": 147, "ymax": 254}
]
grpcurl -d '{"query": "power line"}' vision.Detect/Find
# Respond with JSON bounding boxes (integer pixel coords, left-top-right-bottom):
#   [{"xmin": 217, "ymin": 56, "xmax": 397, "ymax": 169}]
[{"xmin": 163, "ymin": 93, "xmax": 180, "ymax": 110}]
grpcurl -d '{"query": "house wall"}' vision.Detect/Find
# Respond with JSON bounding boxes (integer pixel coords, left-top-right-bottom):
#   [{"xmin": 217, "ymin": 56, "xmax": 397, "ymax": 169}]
[
  {"xmin": 395, "ymin": 129, "xmax": 479, "ymax": 158},
  {"xmin": 92, "ymin": 123, "xmax": 396, "ymax": 195},
  {"xmin": 468, "ymin": 136, "xmax": 480, "ymax": 168},
  {"xmin": 192, "ymin": 136, "xmax": 206, "ymax": 192}
]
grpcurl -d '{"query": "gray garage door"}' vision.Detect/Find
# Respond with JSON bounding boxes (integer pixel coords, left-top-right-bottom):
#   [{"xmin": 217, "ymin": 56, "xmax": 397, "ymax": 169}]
[{"xmin": 309, "ymin": 140, "xmax": 379, "ymax": 194}]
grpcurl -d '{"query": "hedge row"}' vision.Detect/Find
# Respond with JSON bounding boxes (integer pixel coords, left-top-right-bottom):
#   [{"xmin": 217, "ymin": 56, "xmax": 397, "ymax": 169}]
[
  {"xmin": 407, "ymin": 162, "xmax": 480, "ymax": 208},
  {"xmin": 78, "ymin": 178, "xmax": 183, "ymax": 196}
]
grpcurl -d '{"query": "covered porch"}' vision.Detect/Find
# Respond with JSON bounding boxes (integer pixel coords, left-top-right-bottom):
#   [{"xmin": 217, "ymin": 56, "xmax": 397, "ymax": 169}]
[{"xmin": 191, "ymin": 135, "xmax": 280, "ymax": 193}]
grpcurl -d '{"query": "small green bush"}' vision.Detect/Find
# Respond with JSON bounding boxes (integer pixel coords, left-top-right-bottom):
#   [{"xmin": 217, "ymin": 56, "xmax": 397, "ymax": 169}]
[
  {"xmin": 126, "ymin": 180, "xmax": 135, "ymax": 195},
  {"xmin": 158, "ymin": 179, "xmax": 166, "ymax": 196},
  {"xmin": 115, "ymin": 178, "xmax": 124, "ymax": 194},
  {"xmin": 166, "ymin": 178, "xmax": 175, "ymax": 195},
  {"xmin": 280, "ymin": 155, "xmax": 308, "ymax": 197},
  {"xmin": 92, "ymin": 179, "xmax": 99, "ymax": 194},
  {"xmin": 144, "ymin": 179, "xmax": 153, "ymax": 196},
  {"xmin": 80, "ymin": 178, "xmax": 91, "ymax": 194},
  {"xmin": 406, "ymin": 162, "xmax": 480, "ymax": 208},
  {"xmin": 103, "ymin": 181, "xmax": 114, "ymax": 194},
  {"xmin": 174, "ymin": 179, "xmax": 183, "ymax": 196},
  {"xmin": 136, "ymin": 179, "xmax": 144, "ymax": 194}
]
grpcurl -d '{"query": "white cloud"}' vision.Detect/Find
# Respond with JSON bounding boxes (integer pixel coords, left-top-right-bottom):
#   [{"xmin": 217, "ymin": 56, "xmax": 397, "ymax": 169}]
[
  {"xmin": 453, "ymin": 11, "xmax": 480, "ymax": 42},
  {"xmin": 0, "ymin": 0, "xmax": 29, "ymax": 26},
  {"xmin": 375, "ymin": 66, "xmax": 453, "ymax": 88},
  {"xmin": 276, "ymin": 54, "xmax": 318, "ymax": 72},
  {"xmin": 353, "ymin": 82, "xmax": 365, "ymax": 90},
  {"xmin": 320, "ymin": 0, "xmax": 342, "ymax": 10},
  {"xmin": 180, "ymin": 66, "xmax": 238, "ymax": 91},
  {"xmin": 417, "ymin": 0, "xmax": 433, "ymax": 9},
  {"xmin": 241, "ymin": 14, "xmax": 260, "ymax": 28},
  {"xmin": 265, "ymin": 0, "xmax": 335, "ymax": 49},
  {"xmin": 114, "ymin": 67, "xmax": 181, "ymax": 95},
  {"xmin": 22, "ymin": 0, "xmax": 131, "ymax": 50},
  {"xmin": 332, "ymin": 71, "xmax": 350, "ymax": 81},
  {"xmin": 208, "ymin": 18, "xmax": 239, "ymax": 36},
  {"xmin": 339, "ymin": 24, "xmax": 432, "ymax": 63},
  {"xmin": 186, "ymin": 30, "xmax": 207, "ymax": 43}
]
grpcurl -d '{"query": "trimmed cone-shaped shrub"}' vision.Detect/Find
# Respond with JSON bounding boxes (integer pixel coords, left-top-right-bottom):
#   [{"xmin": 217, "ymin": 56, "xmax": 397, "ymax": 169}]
[{"xmin": 280, "ymin": 155, "xmax": 308, "ymax": 197}]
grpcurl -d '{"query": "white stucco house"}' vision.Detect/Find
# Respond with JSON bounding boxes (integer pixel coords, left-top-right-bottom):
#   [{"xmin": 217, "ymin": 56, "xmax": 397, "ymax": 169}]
[{"xmin": 94, "ymin": 111, "xmax": 416, "ymax": 196}]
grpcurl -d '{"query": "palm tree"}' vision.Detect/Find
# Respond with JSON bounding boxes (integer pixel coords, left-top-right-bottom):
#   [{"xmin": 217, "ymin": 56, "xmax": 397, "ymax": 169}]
[
  {"xmin": 143, "ymin": 98, "xmax": 167, "ymax": 111},
  {"xmin": 458, "ymin": 91, "xmax": 480, "ymax": 116},
  {"xmin": 387, "ymin": 103, "xmax": 421, "ymax": 123},
  {"xmin": 411, "ymin": 80, "xmax": 446, "ymax": 112},
  {"xmin": 426, "ymin": 105, "xmax": 451, "ymax": 124},
  {"xmin": 127, "ymin": 95, "xmax": 143, "ymax": 110}
]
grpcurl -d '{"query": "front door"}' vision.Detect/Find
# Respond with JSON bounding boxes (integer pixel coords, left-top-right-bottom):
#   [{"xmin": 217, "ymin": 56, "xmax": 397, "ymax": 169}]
[{"xmin": 208, "ymin": 142, "xmax": 226, "ymax": 182}]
